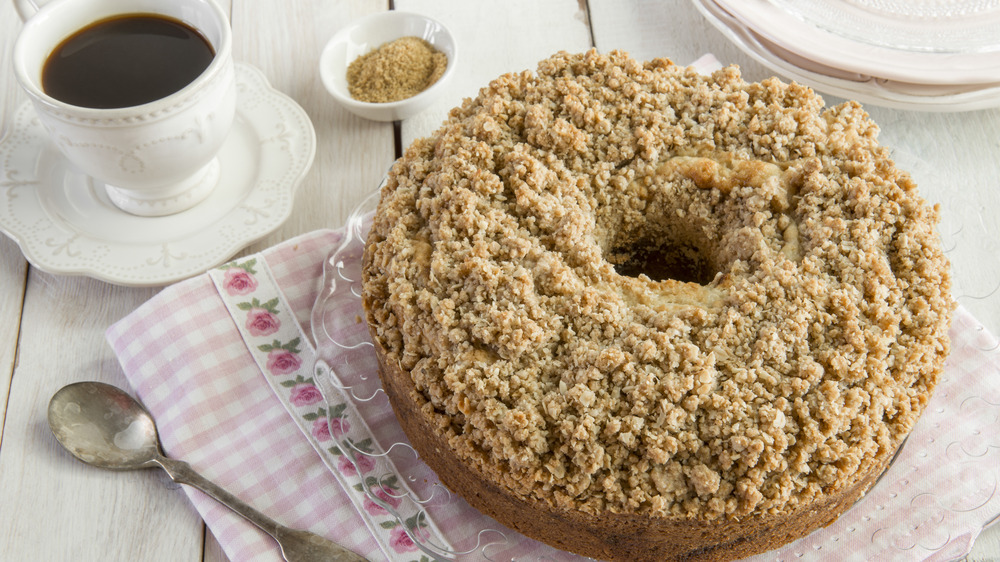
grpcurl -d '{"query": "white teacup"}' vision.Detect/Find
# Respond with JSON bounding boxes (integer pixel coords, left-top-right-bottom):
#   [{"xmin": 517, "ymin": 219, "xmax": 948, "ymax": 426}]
[{"xmin": 12, "ymin": 0, "xmax": 236, "ymax": 216}]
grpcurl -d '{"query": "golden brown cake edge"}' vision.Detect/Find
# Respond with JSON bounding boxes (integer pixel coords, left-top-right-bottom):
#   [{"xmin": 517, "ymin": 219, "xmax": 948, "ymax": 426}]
[
  {"xmin": 365, "ymin": 318, "xmax": 893, "ymax": 562},
  {"xmin": 359, "ymin": 49, "xmax": 954, "ymax": 560}
]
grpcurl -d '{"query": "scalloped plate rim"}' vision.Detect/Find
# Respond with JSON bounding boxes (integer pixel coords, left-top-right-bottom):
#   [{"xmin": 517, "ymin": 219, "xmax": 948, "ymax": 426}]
[{"xmin": 0, "ymin": 62, "xmax": 316, "ymax": 287}]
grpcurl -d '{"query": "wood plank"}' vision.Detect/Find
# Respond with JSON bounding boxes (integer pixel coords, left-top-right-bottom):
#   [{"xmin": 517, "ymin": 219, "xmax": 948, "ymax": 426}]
[
  {"xmin": 1, "ymin": 3, "xmax": 218, "ymax": 561},
  {"xmin": 231, "ymin": 0, "xmax": 396, "ymax": 253},
  {"xmin": 971, "ymin": 525, "xmax": 1000, "ymax": 562},
  {"xmin": 395, "ymin": 0, "xmax": 594, "ymax": 149},
  {"xmin": 0, "ymin": 237, "xmax": 27, "ymax": 452},
  {"xmin": 0, "ymin": 273, "xmax": 205, "ymax": 561},
  {"xmin": 588, "ymin": 0, "xmax": 770, "ymax": 80},
  {"xmin": 203, "ymin": 529, "xmax": 229, "ymax": 562},
  {"xmin": 0, "ymin": 0, "xmax": 30, "ymax": 452}
]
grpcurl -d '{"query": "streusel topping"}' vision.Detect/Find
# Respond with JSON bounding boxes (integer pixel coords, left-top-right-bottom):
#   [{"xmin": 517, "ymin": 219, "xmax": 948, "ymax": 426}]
[{"xmin": 363, "ymin": 50, "xmax": 953, "ymax": 519}]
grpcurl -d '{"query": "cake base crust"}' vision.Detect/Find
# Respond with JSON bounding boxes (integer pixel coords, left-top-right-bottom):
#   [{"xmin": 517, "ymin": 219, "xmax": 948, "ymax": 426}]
[{"xmin": 370, "ymin": 332, "xmax": 892, "ymax": 562}]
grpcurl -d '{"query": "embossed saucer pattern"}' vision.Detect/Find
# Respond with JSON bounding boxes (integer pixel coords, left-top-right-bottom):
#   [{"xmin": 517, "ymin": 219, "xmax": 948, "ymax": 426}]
[{"xmin": 0, "ymin": 62, "xmax": 316, "ymax": 287}]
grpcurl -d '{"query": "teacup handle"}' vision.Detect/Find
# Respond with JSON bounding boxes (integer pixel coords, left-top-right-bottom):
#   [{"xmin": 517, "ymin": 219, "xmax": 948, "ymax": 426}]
[{"xmin": 13, "ymin": 0, "xmax": 44, "ymax": 20}]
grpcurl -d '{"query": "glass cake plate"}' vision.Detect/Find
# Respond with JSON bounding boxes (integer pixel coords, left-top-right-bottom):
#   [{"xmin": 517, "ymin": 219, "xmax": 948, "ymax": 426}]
[
  {"xmin": 308, "ymin": 186, "xmax": 580, "ymax": 560},
  {"xmin": 308, "ymin": 175, "xmax": 1000, "ymax": 560}
]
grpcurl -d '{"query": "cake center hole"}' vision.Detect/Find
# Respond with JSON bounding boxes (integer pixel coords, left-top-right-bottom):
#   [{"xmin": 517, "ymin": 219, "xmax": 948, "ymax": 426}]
[{"xmin": 609, "ymin": 240, "xmax": 717, "ymax": 285}]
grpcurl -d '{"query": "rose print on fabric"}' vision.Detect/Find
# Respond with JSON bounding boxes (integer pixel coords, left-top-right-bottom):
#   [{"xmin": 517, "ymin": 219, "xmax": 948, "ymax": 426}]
[
  {"xmin": 354, "ymin": 474, "xmax": 404, "ymax": 516},
  {"xmin": 246, "ymin": 308, "xmax": 280, "ymax": 336},
  {"xmin": 212, "ymin": 252, "xmax": 444, "ymax": 562},
  {"xmin": 337, "ymin": 452, "xmax": 376, "ymax": 476},
  {"xmin": 363, "ymin": 476, "xmax": 403, "ymax": 516},
  {"xmin": 384, "ymin": 513, "xmax": 431, "ymax": 554},
  {"xmin": 327, "ymin": 417, "xmax": 350, "ymax": 437},
  {"xmin": 389, "ymin": 527, "xmax": 417, "ymax": 553},
  {"xmin": 288, "ymin": 383, "xmax": 322, "ymax": 406},
  {"xmin": 303, "ymin": 403, "xmax": 349, "ymax": 442},
  {"xmin": 258, "ymin": 337, "xmax": 302, "ymax": 375},
  {"xmin": 311, "ymin": 417, "xmax": 333, "ymax": 442},
  {"xmin": 330, "ymin": 437, "xmax": 377, "ymax": 475},
  {"xmin": 266, "ymin": 349, "xmax": 301, "ymax": 375},
  {"xmin": 219, "ymin": 258, "xmax": 259, "ymax": 295},
  {"xmin": 238, "ymin": 297, "xmax": 281, "ymax": 336},
  {"xmin": 311, "ymin": 416, "xmax": 348, "ymax": 441}
]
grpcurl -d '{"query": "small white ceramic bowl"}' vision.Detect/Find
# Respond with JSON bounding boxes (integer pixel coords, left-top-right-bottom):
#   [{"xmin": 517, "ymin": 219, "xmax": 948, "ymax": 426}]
[{"xmin": 320, "ymin": 11, "xmax": 457, "ymax": 122}]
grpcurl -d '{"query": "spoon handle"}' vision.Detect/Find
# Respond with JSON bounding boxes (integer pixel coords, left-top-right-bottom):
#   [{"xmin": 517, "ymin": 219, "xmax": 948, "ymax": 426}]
[{"xmin": 155, "ymin": 456, "xmax": 368, "ymax": 562}]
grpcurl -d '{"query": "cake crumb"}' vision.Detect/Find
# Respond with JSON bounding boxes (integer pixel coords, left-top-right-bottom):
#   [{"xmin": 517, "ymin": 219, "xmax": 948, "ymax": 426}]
[{"xmin": 363, "ymin": 49, "xmax": 954, "ymax": 522}]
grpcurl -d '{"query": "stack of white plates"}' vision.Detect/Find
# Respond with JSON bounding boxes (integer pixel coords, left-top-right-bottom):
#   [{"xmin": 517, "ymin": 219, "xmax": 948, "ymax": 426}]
[{"xmin": 693, "ymin": 0, "xmax": 1000, "ymax": 111}]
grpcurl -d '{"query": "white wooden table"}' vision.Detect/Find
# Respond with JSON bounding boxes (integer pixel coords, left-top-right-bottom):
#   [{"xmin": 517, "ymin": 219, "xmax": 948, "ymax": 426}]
[{"xmin": 1, "ymin": 1, "xmax": 998, "ymax": 560}]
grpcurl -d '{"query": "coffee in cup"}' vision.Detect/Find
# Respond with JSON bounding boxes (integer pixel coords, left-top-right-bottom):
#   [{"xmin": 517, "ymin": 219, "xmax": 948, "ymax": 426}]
[
  {"xmin": 42, "ymin": 14, "xmax": 215, "ymax": 110},
  {"xmin": 12, "ymin": 0, "xmax": 236, "ymax": 217}
]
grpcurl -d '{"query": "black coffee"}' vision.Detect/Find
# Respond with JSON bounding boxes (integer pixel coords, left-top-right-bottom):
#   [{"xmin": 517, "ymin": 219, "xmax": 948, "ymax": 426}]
[{"xmin": 42, "ymin": 14, "xmax": 215, "ymax": 109}]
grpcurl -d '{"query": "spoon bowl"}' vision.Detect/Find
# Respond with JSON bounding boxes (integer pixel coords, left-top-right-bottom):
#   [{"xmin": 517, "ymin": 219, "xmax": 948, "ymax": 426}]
[
  {"xmin": 48, "ymin": 381, "xmax": 160, "ymax": 470},
  {"xmin": 47, "ymin": 381, "xmax": 368, "ymax": 562}
]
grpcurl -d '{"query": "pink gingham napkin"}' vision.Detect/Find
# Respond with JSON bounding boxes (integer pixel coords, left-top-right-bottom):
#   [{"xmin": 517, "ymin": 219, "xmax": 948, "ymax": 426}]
[
  {"xmin": 104, "ymin": 54, "xmax": 1000, "ymax": 562},
  {"xmin": 106, "ymin": 224, "xmax": 1000, "ymax": 562},
  {"xmin": 106, "ymin": 230, "xmax": 386, "ymax": 561}
]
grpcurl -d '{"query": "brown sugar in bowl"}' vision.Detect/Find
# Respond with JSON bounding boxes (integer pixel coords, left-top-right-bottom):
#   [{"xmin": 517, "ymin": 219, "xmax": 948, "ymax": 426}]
[{"xmin": 320, "ymin": 11, "xmax": 456, "ymax": 121}]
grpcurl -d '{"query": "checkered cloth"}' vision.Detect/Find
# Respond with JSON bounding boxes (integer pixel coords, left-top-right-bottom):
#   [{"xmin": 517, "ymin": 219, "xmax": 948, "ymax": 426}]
[
  {"xmin": 103, "ymin": 49, "xmax": 1000, "ymax": 562},
  {"xmin": 107, "ymin": 230, "xmax": 381, "ymax": 561},
  {"xmin": 106, "ymin": 226, "xmax": 1000, "ymax": 562}
]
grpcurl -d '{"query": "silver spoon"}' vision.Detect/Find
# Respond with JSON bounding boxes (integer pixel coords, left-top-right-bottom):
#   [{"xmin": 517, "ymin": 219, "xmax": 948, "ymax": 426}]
[{"xmin": 47, "ymin": 381, "xmax": 368, "ymax": 562}]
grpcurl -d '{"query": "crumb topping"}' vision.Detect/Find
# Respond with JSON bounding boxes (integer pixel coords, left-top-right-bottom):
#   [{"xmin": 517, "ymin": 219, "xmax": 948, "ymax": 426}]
[{"xmin": 362, "ymin": 50, "xmax": 954, "ymax": 520}]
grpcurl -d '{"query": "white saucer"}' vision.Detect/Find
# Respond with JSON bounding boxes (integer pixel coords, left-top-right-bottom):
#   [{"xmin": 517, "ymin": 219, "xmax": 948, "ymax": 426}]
[{"xmin": 0, "ymin": 63, "xmax": 316, "ymax": 287}]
